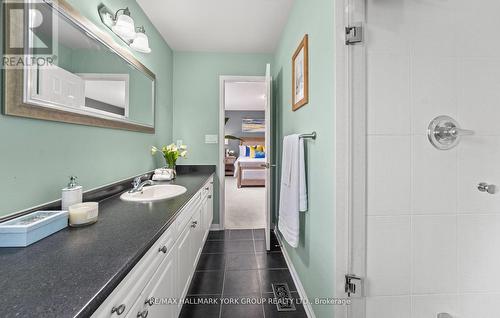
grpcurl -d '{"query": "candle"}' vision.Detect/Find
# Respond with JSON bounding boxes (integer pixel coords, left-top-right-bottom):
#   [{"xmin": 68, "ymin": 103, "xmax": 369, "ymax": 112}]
[{"xmin": 68, "ymin": 202, "xmax": 98, "ymax": 227}]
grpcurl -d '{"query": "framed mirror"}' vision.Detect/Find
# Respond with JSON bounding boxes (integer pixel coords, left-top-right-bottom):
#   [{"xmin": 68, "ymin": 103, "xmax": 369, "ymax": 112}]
[{"xmin": 3, "ymin": 0, "xmax": 156, "ymax": 133}]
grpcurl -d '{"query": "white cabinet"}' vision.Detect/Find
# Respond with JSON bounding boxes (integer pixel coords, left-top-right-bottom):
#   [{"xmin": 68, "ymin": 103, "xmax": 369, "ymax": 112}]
[
  {"xmin": 92, "ymin": 176, "xmax": 214, "ymax": 318},
  {"xmin": 176, "ymin": 223, "xmax": 193, "ymax": 311},
  {"xmin": 127, "ymin": 249, "xmax": 177, "ymax": 318}
]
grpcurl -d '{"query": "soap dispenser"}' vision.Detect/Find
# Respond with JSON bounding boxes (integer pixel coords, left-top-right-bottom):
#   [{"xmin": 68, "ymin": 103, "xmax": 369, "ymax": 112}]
[{"xmin": 62, "ymin": 176, "xmax": 83, "ymax": 210}]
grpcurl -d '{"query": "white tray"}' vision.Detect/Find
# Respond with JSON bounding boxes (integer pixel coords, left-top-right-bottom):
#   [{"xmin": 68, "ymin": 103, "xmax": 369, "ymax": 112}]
[{"xmin": 0, "ymin": 211, "xmax": 68, "ymax": 247}]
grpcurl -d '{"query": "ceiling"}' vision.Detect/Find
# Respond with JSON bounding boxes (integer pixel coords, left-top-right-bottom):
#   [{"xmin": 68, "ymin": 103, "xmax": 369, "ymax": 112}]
[
  {"xmin": 225, "ymin": 82, "xmax": 266, "ymax": 111},
  {"xmin": 136, "ymin": 0, "xmax": 294, "ymax": 53}
]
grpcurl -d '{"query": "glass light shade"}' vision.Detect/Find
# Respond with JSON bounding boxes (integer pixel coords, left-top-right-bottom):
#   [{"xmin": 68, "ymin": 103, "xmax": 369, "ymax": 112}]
[
  {"xmin": 112, "ymin": 14, "xmax": 136, "ymax": 40},
  {"xmin": 130, "ymin": 32, "xmax": 151, "ymax": 53}
]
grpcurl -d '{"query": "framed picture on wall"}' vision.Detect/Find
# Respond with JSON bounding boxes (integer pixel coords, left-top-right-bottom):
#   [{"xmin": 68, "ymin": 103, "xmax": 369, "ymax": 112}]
[
  {"xmin": 242, "ymin": 118, "xmax": 265, "ymax": 133},
  {"xmin": 292, "ymin": 34, "xmax": 309, "ymax": 111}
]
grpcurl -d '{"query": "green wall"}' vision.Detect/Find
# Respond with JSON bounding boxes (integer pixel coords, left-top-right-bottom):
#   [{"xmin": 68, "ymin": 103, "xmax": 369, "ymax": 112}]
[
  {"xmin": 273, "ymin": 0, "xmax": 335, "ymax": 316},
  {"xmin": 172, "ymin": 52, "xmax": 273, "ymax": 224},
  {"xmin": 0, "ymin": 0, "xmax": 173, "ymax": 217}
]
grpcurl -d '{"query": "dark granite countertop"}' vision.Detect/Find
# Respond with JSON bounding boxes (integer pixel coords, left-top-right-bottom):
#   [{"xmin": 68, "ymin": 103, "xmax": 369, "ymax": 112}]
[{"xmin": 0, "ymin": 165, "xmax": 215, "ymax": 318}]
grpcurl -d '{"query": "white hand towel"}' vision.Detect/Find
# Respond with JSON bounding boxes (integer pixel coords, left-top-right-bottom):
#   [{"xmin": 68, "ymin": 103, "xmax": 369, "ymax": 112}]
[
  {"xmin": 152, "ymin": 174, "xmax": 172, "ymax": 181},
  {"xmin": 278, "ymin": 134, "xmax": 308, "ymax": 248}
]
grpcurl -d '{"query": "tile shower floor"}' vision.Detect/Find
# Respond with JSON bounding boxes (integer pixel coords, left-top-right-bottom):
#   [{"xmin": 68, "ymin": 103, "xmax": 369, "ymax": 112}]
[{"xmin": 180, "ymin": 229, "xmax": 307, "ymax": 318}]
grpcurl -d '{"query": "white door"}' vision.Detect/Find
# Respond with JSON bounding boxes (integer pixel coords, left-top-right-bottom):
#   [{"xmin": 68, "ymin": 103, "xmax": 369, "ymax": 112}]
[{"xmin": 264, "ymin": 63, "xmax": 272, "ymax": 251}]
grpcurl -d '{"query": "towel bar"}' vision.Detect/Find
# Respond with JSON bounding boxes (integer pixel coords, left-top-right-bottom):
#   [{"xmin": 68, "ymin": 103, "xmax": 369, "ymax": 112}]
[{"xmin": 299, "ymin": 132, "xmax": 317, "ymax": 140}]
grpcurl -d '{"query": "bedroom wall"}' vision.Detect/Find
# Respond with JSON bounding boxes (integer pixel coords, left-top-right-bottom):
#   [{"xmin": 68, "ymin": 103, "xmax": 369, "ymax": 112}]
[
  {"xmin": 172, "ymin": 52, "xmax": 273, "ymax": 224},
  {"xmin": 272, "ymin": 0, "xmax": 335, "ymax": 316},
  {"xmin": 225, "ymin": 110, "xmax": 265, "ymax": 156},
  {"xmin": 0, "ymin": 0, "xmax": 173, "ymax": 217}
]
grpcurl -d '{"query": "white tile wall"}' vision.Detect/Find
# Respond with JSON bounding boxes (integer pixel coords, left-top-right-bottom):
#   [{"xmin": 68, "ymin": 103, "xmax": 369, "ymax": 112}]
[
  {"xmin": 366, "ymin": 296, "xmax": 410, "ymax": 318},
  {"xmin": 366, "ymin": 0, "xmax": 500, "ymax": 316},
  {"xmin": 411, "ymin": 56, "xmax": 458, "ymax": 135},
  {"xmin": 458, "ymin": 59, "xmax": 500, "ymax": 135},
  {"xmin": 412, "ymin": 295, "xmax": 458, "ymax": 318},
  {"xmin": 458, "ymin": 136, "xmax": 500, "ymax": 214},
  {"xmin": 368, "ymin": 136, "xmax": 411, "ymax": 215},
  {"xmin": 458, "ymin": 215, "xmax": 500, "ymax": 293},
  {"xmin": 367, "ymin": 216, "xmax": 411, "ymax": 296},
  {"xmin": 412, "ymin": 136, "xmax": 457, "ymax": 214},
  {"xmin": 411, "ymin": 216, "xmax": 457, "ymax": 294},
  {"xmin": 459, "ymin": 294, "xmax": 500, "ymax": 318},
  {"xmin": 367, "ymin": 53, "xmax": 410, "ymax": 135}
]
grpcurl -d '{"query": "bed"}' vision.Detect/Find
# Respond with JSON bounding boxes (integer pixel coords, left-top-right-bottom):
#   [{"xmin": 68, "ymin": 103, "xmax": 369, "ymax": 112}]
[{"xmin": 234, "ymin": 137, "xmax": 266, "ymax": 188}]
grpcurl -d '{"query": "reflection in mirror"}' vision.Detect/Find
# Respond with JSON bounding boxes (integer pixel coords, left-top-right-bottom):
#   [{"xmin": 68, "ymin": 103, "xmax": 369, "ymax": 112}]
[{"xmin": 20, "ymin": 1, "xmax": 155, "ymax": 129}]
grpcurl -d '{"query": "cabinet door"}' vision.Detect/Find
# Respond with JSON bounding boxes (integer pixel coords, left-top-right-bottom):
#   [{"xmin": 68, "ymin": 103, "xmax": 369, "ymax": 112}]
[
  {"xmin": 176, "ymin": 224, "xmax": 192, "ymax": 311},
  {"xmin": 191, "ymin": 208, "xmax": 203, "ymax": 266},
  {"xmin": 207, "ymin": 187, "xmax": 214, "ymax": 230},
  {"xmin": 201, "ymin": 198, "xmax": 209, "ymax": 240},
  {"xmin": 145, "ymin": 251, "xmax": 177, "ymax": 318}
]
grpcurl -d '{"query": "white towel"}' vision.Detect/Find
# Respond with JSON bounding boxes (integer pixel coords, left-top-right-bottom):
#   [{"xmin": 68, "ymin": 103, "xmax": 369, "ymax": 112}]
[{"xmin": 278, "ymin": 134, "xmax": 308, "ymax": 248}]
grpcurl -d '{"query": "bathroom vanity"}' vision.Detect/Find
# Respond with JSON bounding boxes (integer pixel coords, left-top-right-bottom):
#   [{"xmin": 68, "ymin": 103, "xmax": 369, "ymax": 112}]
[
  {"xmin": 92, "ymin": 174, "xmax": 214, "ymax": 318},
  {"xmin": 0, "ymin": 166, "xmax": 215, "ymax": 318}
]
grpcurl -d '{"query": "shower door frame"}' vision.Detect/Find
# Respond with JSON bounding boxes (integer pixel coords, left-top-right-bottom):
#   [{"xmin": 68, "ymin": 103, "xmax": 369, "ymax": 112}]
[{"xmin": 334, "ymin": 0, "xmax": 367, "ymax": 317}]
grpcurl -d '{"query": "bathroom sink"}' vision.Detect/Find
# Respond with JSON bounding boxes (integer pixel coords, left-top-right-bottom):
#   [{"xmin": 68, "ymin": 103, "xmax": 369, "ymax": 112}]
[{"xmin": 120, "ymin": 185, "xmax": 187, "ymax": 202}]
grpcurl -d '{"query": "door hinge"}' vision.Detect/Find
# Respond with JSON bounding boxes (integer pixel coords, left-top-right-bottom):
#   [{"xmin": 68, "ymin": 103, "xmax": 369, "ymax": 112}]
[
  {"xmin": 345, "ymin": 24, "xmax": 363, "ymax": 45},
  {"xmin": 345, "ymin": 274, "xmax": 362, "ymax": 297}
]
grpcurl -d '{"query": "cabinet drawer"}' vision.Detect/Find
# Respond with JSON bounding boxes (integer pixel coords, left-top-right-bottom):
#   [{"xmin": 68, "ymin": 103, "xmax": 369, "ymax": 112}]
[
  {"xmin": 176, "ymin": 192, "xmax": 201, "ymax": 233},
  {"xmin": 158, "ymin": 225, "xmax": 176, "ymax": 255}
]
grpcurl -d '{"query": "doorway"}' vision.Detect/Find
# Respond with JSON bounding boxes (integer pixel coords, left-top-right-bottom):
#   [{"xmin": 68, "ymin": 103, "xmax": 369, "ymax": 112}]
[{"xmin": 219, "ymin": 65, "xmax": 272, "ymax": 250}]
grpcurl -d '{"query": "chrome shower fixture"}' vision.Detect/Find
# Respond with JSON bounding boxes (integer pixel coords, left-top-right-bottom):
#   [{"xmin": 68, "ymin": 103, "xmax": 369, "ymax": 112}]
[{"xmin": 428, "ymin": 115, "xmax": 474, "ymax": 150}]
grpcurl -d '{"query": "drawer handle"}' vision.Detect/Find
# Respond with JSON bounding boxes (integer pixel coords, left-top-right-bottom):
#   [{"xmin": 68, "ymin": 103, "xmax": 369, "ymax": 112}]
[
  {"xmin": 205, "ymin": 187, "xmax": 209, "ymax": 190},
  {"xmin": 191, "ymin": 220, "xmax": 198, "ymax": 228},
  {"xmin": 145, "ymin": 297, "xmax": 155, "ymax": 306},
  {"xmin": 137, "ymin": 309, "xmax": 148, "ymax": 318},
  {"xmin": 158, "ymin": 246, "xmax": 168, "ymax": 254},
  {"xmin": 111, "ymin": 304, "xmax": 126, "ymax": 315},
  {"xmin": 208, "ymin": 195, "xmax": 212, "ymax": 199}
]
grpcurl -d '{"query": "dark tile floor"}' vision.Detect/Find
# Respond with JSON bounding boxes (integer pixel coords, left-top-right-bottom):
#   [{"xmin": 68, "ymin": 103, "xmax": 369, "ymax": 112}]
[{"xmin": 179, "ymin": 229, "xmax": 307, "ymax": 318}]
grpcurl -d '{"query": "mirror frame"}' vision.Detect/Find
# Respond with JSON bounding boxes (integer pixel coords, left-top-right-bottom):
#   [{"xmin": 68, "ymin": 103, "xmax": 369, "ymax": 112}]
[{"xmin": 3, "ymin": 0, "xmax": 156, "ymax": 133}]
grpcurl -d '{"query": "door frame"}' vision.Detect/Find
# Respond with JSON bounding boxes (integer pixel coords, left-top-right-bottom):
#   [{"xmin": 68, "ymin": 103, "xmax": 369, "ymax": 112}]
[
  {"xmin": 218, "ymin": 75, "xmax": 267, "ymax": 231},
  {"xmin": 334, "ymin": 0, "xmax": 367, "ymax": 317}
]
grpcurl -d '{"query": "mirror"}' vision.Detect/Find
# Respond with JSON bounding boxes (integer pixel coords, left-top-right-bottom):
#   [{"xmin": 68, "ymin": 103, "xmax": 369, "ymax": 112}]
[{"xmin": 3, "ymin": 0, "xmax": 156, "ymax": 133}]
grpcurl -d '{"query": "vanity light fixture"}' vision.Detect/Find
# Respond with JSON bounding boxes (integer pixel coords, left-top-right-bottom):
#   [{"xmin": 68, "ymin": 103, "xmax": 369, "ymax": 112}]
[
  {"xmin": 111, "ymin": 7, "xmax": 136, "ymax": 41},
  {"xmin": 130, "ymin": 26, "xmax": 151, "ymax": 53},
  {"xmin": 98, "ymin": 4, "xmax": 152, "ymax": 54}
]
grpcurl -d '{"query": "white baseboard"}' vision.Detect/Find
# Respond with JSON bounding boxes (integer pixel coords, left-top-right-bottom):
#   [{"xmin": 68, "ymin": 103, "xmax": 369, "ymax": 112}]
[
  {"xmin": 276, "ymin": 232, "xmax": 317, "ymax": 318},
  {"xmin": 210, "ymin": 224, "xmax": 221, "ymax": 231}
]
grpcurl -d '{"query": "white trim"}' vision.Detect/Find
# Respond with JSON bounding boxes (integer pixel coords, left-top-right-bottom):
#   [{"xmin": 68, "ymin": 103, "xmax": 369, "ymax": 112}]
[
  {"xmin": 218, "ymin": 75, "xmax": 266, "ymax": 231},
  {"xmin": 210, "ymin": 224, "xmax": 221, "ymax": 231},
  {"xmin": 276, "ymin": 232, "xmax": 316, "ymax": 318}
]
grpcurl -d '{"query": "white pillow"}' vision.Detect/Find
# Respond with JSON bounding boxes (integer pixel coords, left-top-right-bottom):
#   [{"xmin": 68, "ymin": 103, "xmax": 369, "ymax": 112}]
[{"xmin": 239, "ymin": 145, "xmax": 247, "ymax": 157}]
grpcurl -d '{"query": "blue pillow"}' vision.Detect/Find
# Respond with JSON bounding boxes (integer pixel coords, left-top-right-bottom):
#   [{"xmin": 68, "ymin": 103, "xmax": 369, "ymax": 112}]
[{"xmin": 255, "ymin": 151, "xmax": 266, "ymax": 159}]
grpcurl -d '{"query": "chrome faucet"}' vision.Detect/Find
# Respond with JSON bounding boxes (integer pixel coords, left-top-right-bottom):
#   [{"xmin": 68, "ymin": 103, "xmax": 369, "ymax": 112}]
[{"xmin": 129, "ymin": 175, "xmax": 154, "ymax": 193}]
